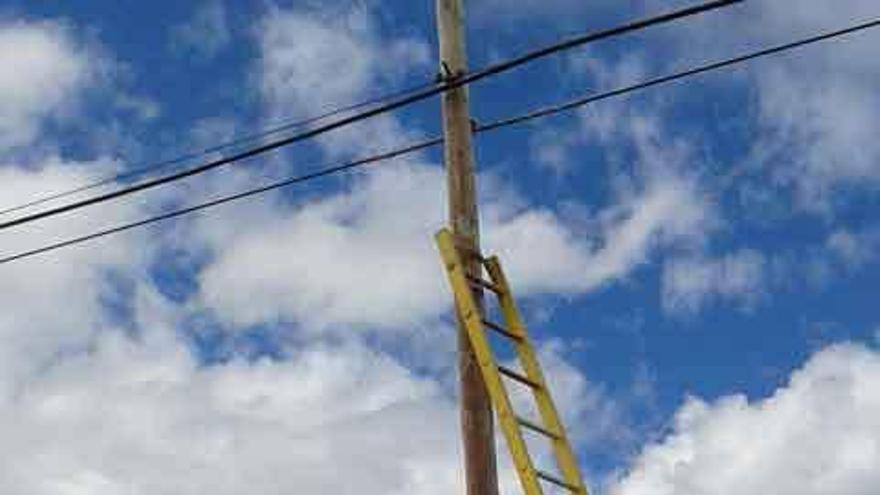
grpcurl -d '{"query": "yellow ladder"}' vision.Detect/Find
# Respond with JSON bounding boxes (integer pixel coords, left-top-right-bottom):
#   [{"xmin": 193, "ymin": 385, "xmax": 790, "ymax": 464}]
[{"xmin": 435, "ymin": 228, "xmax": 589, "ymax": 495}]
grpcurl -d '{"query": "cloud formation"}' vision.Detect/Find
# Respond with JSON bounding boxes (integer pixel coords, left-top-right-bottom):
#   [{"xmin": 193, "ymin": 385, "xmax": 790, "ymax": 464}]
[
  {"xmin": 170, "ymin": 0, "xmax": 231, "ymax": 59},
  {"xmin": 196, "ymin": 159, "xmax": 710, "ymax": 331},
  {"xmin": 0, "ymin": 20, "xmax": 97, "ymax": 149},
  {"xmin": 612, "ymin": 343, "xmax": 880, "ymax": 495},
  {"xmin": 654, "ymin": 0, "xmax": 880, "ymax": 208},
  {"xmin": 662, "ymin": 249, "xmax": 766, "ymax": 314},
  {"xmin": 0, "ymin": 300, "xmax": 463, "ymax": 494}
]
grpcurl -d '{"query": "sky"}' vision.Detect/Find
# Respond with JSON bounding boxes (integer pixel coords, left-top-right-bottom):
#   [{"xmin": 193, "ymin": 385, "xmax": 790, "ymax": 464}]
[{"xmin": 0, "ymin": 0, "xmax": 878, "ymax": 493}]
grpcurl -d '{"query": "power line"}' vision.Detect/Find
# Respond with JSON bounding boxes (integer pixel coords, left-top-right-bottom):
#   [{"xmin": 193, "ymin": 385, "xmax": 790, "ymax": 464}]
[
  {"xmin": 0, "ymin": 0, "xmax": 741, "ymax": 234},
  {"xmin": 2, "ymin": 14, "xmax": 876, "ymax": 267},
  {"xmin": 0, "ymin": 79, "xmax": 439, "ymax": 218},
  {"xmin": 480, "ymin": 17, "xmax": 880, "ymax": 133},
  {"xmin": 0, "ymin": 138, "xmax": 442, "ymax": 266}
]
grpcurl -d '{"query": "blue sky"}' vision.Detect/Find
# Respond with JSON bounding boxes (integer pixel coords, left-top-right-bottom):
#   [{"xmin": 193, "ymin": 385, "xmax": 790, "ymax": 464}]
[{"xmin": 0, "ymin": 1, "xmax": 878, "ymax": 493}]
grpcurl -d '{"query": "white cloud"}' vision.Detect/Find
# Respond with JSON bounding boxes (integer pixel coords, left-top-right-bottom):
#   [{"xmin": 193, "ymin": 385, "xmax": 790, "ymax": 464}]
[
  {"xmin": 662, "ymin": 249, "xmax": 766, "ymax": 314},
  {"xmin": 659, "ymin": 225, "xmax": 880, "ymax": 314},
  {"xmin": 473, "ymin": 0, "xmax": 614, "ymax": 24},
  {"xmin": 530, "ymin": 127, "xmax": 580, "ymax": 176},
  {"xmin": 0, "ymin": 158, "xmax": 147, "ymax": 399},
  {"xmin": 826, "ymin": 228, "xmax": 879, "ymax": 269},
  {"xmin": 113, "ymin": 92, "xmax": 161, "ymax": 122},
  {"xmin": 170, "ymin": 0, "xmax": 231, "ymax": 59},
  {"xmin": 0, "ymin": 20, "xmax": 96, "ymax": 149},
  {"xmin": 0, "ymin": 329, "xmax": 612, "ymax": 494},
  {"xmin": 489, "ymin": 173, "xmax": 709, "ymax": 294},
  {"xmin": 651, "ymin": 0, "xmax": 880, "ymax": 208},
  {"xmin": 611, "ymin": 343, "xmax": 880, "ymax": 495},
  {"xmin": 196, "ymin": 162, "xmax": 448, "ymax": 331},
  {"xmin": 546, "ymin": 0, "xmax": 880, "ymax": 216},
  {"xmin": 792, "ymin": 226, "xmax": 880, "ymax": 289},
  {"xmin": 0, "ymin": 158, "xmax": 609, "ymax": 495},
  {"xmin": 0, "ymin": 275, "xmax": 617, "ymax": 494},
  {"xmin": 531, "ymin": 50, "xmax": 655, "ymax": 177},
  {"xmin": 581, "ymin": 176, "xmax": 708, "ymax": 288},
  {"xmin": 0, "ymin": 13, "xmax": 162, "ymax": 418},
  {"xmin": 258, "ymin": 6, "xmax": 430, "ymax": 158},
  {"xmin": 754, "ymin": 64, "xmax": 880, "ymax": 205},
  {"xmin": 196, "ymin": 159, "xmax": 709, "ymax": 331},
  {"xmin": 0, "ymin": 320, "xmax": 463, "ymax": 493}
]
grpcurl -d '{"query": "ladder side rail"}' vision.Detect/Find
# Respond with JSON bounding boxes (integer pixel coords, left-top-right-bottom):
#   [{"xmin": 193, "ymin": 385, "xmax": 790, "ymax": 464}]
[{"xmin": 484, "ymin": 256, "xmax": 589, "ymax": 495}]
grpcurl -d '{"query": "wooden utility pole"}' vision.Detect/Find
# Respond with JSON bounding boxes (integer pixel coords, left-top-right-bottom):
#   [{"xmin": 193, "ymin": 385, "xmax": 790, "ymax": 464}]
[{"xmin": 435, "ymin": 1, "xmax": 498, "ymax": 494}]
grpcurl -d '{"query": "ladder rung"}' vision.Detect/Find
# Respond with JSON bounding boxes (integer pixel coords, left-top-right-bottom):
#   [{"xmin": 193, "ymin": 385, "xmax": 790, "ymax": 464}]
[
  {"xmin": 482, "ymin": 319, "xmax": 523, "ymax": 341},
  {"xmin": 466, "ymin": 275, "xmax": 503, "ymax": 295},
  {"xmin": 517, "ymin": 416, "xmax": 560, "ymax": 440},
  {"xmin": 454, "ymin": 243, "xmax": 489, "ymax": 264},
  {"xmin": 536, "ymin": 470, "xmax": 579, "ymax": 491},
  {"xmin": 497, "ymin": 365, "xmax": 541, "ymax": 389}
]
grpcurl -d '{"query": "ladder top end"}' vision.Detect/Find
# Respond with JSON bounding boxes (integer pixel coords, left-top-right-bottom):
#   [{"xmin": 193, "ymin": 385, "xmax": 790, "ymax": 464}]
[{"xmin": 435, "ymin": 227, "xmax": 453, "ymax": 242}]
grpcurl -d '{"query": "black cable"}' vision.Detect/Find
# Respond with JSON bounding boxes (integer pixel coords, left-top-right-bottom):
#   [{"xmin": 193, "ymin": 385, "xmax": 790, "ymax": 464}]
[
  {"xmin": 480, "ymin": 17, "xmax": 880, "ymax": 133},
  {"xmin": 3, "ymin": 13, "xmax": 877, "ymax": 267},
  {"xmin": 0, "ymin": 79, "xmax": 439, "ymax": 218},
  {"xmin": 0, "ymin": 0, "xmax": 741, "ymax": 233},
  {"xmin": 0, "ymin": 138, "xmax": 443, "ymax": 266},
  {"xmin": 2, "ymin": 12, "xmax": 878, "ymax": 266}
]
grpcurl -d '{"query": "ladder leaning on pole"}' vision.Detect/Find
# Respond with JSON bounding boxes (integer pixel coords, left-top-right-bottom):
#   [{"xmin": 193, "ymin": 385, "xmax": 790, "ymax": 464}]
[{"xmin": 435, "ymin": 228, "xmax": 589, "ymax": 495}]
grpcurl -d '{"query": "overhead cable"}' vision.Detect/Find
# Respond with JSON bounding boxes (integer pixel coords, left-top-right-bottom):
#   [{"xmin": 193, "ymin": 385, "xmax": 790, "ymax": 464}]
[
  {"xmin": 0, "ymin": 0, "xmax": 742, "ymax": 233},
  {"xmin": 0, "ymin": 79, "xmax": 440, "ymax": 218},
  {"xmin": 35, "ymin": 5, "xmax": 880, "ymax": 268}
]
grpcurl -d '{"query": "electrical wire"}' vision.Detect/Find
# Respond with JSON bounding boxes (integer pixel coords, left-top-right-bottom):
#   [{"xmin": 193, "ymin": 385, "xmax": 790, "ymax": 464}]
[
  {"xmin": 0, "ymin": 138, "xmax": 443, "ymax": 266},
  {"xmin": 0, "ymin": 12, "xmax": 880, "ymax": 265},
  {"xmin": 2, "ymin": 13, "xmax": 877, "ymax": 267},
  {"xmin": 480, "ymin": 17, "xmax": 880, "ymax": 133},
  {"xmin": 0, "ymin": 79, "xmax": 439, "ymax": 218},
  {"xmin": 0, "ymin": 0, "xmax": 741, "ymax": 234}
]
